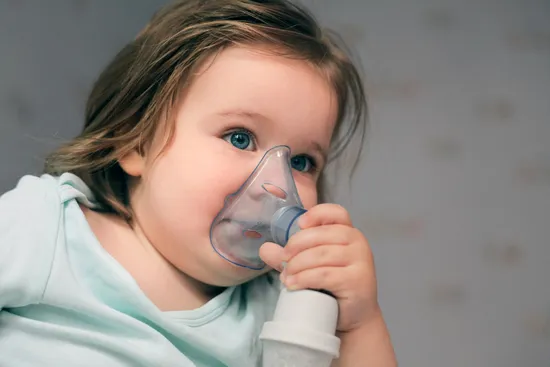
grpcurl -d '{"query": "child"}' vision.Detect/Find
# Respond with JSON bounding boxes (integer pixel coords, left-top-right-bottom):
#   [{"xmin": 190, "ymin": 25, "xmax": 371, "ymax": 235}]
[{"xmin": 0, "ymin": 0, "xmax": 396, "ymax": 366}]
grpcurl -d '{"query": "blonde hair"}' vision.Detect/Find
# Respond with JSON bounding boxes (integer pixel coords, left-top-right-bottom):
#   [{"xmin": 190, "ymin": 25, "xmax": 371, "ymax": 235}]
[{"xmin": 44, "ymin": 0, "xmax": 367, "ymax": 220}]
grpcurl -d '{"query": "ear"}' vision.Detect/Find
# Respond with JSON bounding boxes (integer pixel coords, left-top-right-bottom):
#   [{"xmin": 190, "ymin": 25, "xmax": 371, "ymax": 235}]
[{"xmin": 119, "ymin": 150, "xmax": 146, "ymax": 177}]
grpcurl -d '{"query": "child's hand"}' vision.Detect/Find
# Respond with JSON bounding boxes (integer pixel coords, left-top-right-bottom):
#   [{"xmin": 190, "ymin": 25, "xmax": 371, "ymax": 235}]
[{"xmin": 259, "ymin": 203, "xmax": 379, "ymax": 333}]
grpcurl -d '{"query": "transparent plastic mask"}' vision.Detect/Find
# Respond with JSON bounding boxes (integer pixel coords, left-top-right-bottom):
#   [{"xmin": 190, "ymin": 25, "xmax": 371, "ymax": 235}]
[{"xmin": 210, "ymin": 145, "xmax": 306, "ymax": 269}]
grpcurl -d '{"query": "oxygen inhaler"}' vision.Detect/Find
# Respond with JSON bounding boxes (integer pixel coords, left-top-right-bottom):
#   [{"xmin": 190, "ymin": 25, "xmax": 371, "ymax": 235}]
[{"xmin": 210, "ymin": 146, "xmax": 341, "ymax": 366}]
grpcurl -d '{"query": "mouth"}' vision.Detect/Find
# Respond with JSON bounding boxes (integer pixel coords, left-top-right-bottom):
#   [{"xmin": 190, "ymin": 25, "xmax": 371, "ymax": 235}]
[
  {"xmin": 211, "ymin": 218, "xmax": 272, "ymax": 270},
  {"xmin": 218, "ymin": 218, "xmax": 270, "ymax": 234}
]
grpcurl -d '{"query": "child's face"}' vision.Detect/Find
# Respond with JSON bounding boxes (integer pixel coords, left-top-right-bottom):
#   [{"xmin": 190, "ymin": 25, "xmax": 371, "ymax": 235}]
[{"xmin": 123, "ymin": 46, "xmax": 337, "ymax": 287}]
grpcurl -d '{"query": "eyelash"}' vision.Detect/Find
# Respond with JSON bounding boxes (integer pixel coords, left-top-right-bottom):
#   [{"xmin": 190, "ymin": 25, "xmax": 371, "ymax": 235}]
[
  {"xmin": 222, "ymin": 127, "xmax": 319, "ymax": 174},
  {"xmin": 223, "ymin": 127, "xmax": 258, "ymax": 150}
]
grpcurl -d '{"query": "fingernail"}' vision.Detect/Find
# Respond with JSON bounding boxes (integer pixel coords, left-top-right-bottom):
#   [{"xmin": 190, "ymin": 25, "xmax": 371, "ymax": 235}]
[{"xmin": 285, "ymin": 276, "xmax": 298, "ymax": 290}]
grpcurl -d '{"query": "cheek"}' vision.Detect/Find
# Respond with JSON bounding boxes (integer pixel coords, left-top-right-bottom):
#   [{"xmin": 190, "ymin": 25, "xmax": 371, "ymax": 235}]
[
  {"xmin": 144, "ymin": 147, "xmax": 253, "ymax": 229},
  {"xmin": 141, "ymin": 159, "xmax": 220, "ymax": 231},
  {"xmin": 295, "ymin": 182, "xmax": 318, "ymax": 210}
]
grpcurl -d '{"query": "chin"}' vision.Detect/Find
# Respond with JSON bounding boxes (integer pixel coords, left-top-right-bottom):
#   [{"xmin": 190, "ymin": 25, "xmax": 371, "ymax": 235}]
[{"xmin": 201, "ymin": 252, "xmax": 269, "ymax": 287}]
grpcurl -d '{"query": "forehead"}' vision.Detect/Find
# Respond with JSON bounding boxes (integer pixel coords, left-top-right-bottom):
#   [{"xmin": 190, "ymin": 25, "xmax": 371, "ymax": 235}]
[{"xmin": 186, "ymin": 45, "xmax": 338, "ymax": 149}]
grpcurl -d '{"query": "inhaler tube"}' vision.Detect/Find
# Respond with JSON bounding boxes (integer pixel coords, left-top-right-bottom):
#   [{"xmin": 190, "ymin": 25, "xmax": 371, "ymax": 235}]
[
  {"xmin": 260, "ymin": 288, "xmax": 341, "ymax": 367},
  {"xmin": 271, "ymin": 206, "xmax": 307, "ymax": 246}
]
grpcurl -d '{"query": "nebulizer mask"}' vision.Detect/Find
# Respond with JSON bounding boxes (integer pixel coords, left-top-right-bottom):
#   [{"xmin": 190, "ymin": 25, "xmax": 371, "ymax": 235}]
[{"xmin": 210, "ymin": 145, "xmax": 341, "ymax": 367}]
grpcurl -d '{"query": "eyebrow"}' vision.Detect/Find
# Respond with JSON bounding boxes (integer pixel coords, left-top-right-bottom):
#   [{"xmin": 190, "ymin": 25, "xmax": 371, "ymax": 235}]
[
  {"xmin": 215, "ymin": 109, "xmax": 329, "ymax": 165},
  {"xmin": 216, "ymin": 109, "xmax": 271, "ymax": 123}
]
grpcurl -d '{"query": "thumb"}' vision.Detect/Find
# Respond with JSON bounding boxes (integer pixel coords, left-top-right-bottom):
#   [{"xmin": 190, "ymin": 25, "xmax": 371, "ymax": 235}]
[{"xmin": 259, "ymin": 242, "xmax": 285, "ymax": 272}]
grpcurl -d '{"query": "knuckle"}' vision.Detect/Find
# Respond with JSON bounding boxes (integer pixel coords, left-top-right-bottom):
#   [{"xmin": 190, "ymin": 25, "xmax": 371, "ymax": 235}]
[
  {"xmin": 350, "ymin": 227, "xmax": 363, "ymax": 240},
  {"xmin": 328, "ymin": 203, "xmax": 348, "ymax": 218},
  {"xmin": 350, "ymin": 227, "xmax": 366, "ymax": 243},
  {"xmin": 319, "ymin": 267, "xmax": 331, "ymax": 281},
  {"xmin": 335, "ymin": 203, "xmax": 348, "ymax": 213},
  {"xmin": 318, "ymin": 246, "xmax": 330, "ymax": 261}
]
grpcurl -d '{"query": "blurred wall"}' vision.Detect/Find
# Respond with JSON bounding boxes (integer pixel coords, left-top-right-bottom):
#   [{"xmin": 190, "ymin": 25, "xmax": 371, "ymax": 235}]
[{"xmin": 1, "ymin": 1, "xmax": 549, "ymax": 366}]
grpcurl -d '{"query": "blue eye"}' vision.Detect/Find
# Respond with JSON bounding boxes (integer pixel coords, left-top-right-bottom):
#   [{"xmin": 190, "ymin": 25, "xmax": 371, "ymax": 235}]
[
  {"xmin": 291, "ymin": 155, "xmax": 316, "ymax": 173},
  {"xmin": 224, "ymin": 130, "xmax": 254, "ymax": 150}
]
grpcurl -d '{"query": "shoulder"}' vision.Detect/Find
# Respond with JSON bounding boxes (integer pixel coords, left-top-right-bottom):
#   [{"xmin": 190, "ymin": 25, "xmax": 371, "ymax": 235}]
[
  {"xmin": 1, "ymin": 172, "xmax": 98, "ymax": 210},
  {"xmin": 0, "ymin": 174, "xmax": 64, "ymax": 236},
  {"xmin": 2, "ymin": 174, "xmax": 59, "ymax": 202},
  {"xmin": 0, "ymin": 173, "xmax": 91, "ymax": 308}
]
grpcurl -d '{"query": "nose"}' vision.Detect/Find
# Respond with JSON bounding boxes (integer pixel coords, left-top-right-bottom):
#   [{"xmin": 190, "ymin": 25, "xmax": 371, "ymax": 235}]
[{"xmin": 245, "ymin": 146, "xmax": 293, "ymax": 202}]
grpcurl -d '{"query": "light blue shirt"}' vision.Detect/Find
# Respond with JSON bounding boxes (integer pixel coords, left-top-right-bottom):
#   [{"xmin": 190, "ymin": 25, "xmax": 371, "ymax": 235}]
[{"xmin": 0, "ymin": 173, "xmax": 281, "ymax": 366}]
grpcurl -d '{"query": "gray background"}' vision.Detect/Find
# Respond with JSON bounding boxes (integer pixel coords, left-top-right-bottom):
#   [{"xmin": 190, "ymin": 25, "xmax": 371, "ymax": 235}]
[{"xmin": 1, "ymin": 1, "xmax": 549, "ymax": 366}]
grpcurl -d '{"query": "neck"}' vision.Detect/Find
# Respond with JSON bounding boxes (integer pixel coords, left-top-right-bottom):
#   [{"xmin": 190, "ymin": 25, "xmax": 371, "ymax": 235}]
[{"xmin": 82, "ymin": 206, "xmax": 225, "ymax": 311}]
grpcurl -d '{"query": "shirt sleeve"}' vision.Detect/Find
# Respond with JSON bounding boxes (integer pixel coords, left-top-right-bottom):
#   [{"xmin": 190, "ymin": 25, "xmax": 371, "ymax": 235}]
[{"xmin": 0, "ymin": 175, "xmax": 61, "ymax": 309}]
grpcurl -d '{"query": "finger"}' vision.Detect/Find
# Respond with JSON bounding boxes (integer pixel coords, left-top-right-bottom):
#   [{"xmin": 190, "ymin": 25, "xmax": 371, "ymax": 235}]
[
  {"xmin": 259, "ymin": 242, "xmax": 285, "ymax": 271},
  {"xmin": 285, "ymin": 244, "xmax": 349, "ymax": 276},
  {"xmin": 283, "ymin": 266, "xmax": 347, "ymax": 294},
  {"xmin": 299, "ymin": 203, "xmax": 352, "ymax": 229},
  {"xmin": 284, "ymin": 224, "xmax": 356, "ymax": 260}
]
